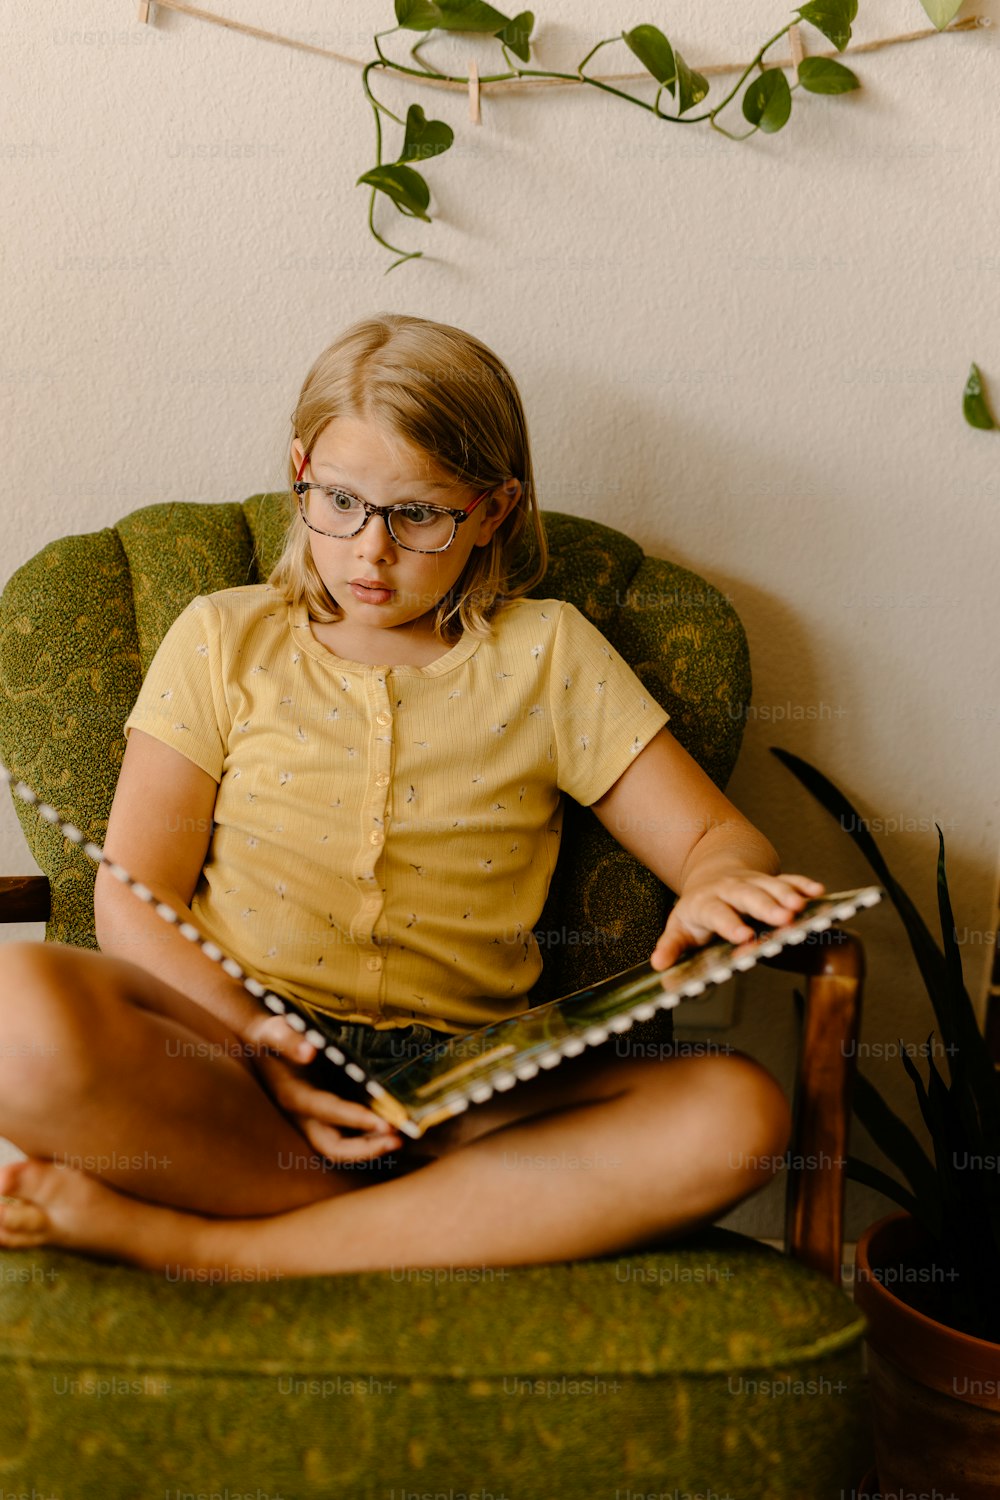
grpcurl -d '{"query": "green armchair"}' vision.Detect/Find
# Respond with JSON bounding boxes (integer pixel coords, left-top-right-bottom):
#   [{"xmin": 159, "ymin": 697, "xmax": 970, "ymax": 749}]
[{"xmin": 0, "ymin": 496, "xmax": 870, "ymax": 1498}]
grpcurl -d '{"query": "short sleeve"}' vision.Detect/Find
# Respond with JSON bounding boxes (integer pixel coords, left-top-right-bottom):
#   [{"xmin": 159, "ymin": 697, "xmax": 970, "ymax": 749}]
[
  {"xmin": 548, "ymin": 602, "xmax": 669, "ymax": 806},
  {"xmin": 123, "ymin": 595, "xmax": 230, "ymax": 783}
]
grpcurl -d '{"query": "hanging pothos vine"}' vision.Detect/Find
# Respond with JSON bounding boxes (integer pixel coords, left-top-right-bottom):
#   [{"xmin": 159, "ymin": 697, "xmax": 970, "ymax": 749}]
[{"xmin": 359, "ymin": 0, "xmax": 868, "ymax": 272}]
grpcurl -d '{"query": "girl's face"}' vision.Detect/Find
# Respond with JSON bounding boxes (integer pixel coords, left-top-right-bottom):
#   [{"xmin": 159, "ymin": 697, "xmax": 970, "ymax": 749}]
[{"xmin": 291, "ymin": 415, "xmax": 520, "ymax": 647}]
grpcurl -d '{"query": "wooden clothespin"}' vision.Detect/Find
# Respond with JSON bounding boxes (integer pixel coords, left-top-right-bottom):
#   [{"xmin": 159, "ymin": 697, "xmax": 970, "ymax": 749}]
[
  {"xmin": 468, "ymin": 58, "xmax": 481, "ymax": 124},
  {"xmin": 788, "ymin": 22, "xmax": 805, "ymax": 76},
  {"xmin": 137, "ymin": 2, "xmax": 152, "ymax": 22}
]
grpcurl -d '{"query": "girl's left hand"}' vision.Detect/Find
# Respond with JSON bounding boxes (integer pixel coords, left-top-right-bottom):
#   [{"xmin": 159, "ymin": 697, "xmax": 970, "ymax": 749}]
[{"xmin": 651, "ymin": 869, "xmax": 825, "ymax": 972}]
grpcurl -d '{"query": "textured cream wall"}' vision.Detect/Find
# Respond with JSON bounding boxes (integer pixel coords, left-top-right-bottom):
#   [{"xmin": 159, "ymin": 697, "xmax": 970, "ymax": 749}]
[{"xmin": 1, "ymin": 0, "xmax": 997, "ymax": 1238}]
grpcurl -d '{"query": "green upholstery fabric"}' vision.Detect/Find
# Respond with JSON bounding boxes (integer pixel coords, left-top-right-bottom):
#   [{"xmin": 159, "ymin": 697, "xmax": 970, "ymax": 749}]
[
  {"xmin": 0, "ymin": 496, "xmax": 750, "ymax": 995},
  {"xmin": 0, "ymin": 1232, "xmax": 866, "ymax": 1498},
  {"xmin": 0, "ymin": 497, "xmax": 868, "ymax": 1496}
]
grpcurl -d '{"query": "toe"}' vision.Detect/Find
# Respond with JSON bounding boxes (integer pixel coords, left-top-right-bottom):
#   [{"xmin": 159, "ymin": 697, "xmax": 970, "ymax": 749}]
[
  {"xmin": 0, "ymin": 1195, "xmax": 49, "ymax": 1246},
  {"xmin": 0, "ymin": 1197, "xmax": 47, "ymax": 1234},
  {"xmin": 0, "ymin": 1162, "xmax": 22, "ymax": 1196},
  {"xmin": 0, "ymin": 1160, "xmax": 54, "ymax": 1246}
]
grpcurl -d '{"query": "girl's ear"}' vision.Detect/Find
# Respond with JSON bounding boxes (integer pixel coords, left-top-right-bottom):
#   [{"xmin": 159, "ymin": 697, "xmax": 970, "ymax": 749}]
[
  {"xmin": 497, "ymin": 477, "xmax": 522, "ymax": 505},
  {"xmin": 290, "ymin": 436, "xmax": 305, "ymax": 473},
  {"xmin": 474, "ymin": 479, "xmax": 522, "ymax": 546}
]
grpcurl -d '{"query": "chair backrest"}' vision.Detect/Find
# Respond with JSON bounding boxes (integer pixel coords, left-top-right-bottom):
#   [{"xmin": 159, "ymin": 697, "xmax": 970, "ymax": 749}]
[{"xmin": 0, "ymin": 495, "xmax": 750, "ymax": 995}]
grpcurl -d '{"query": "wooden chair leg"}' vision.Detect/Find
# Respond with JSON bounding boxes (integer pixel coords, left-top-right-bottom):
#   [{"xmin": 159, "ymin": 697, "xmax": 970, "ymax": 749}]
[{"xmin": 762, "ymin": 929, "xmax": 865, "ymax": 1283}]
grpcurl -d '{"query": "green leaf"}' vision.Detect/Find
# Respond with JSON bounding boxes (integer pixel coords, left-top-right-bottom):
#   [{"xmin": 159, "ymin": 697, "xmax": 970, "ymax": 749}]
[
  {"xmin": 356, "ymin": 163, "xmax": 431, "ymax": 220},
  {"xmin": 924, "ymin": 1045, "xmax": 970, "ymax": 1178},
  {"xmin": 397, "ymin": 103, "xmax": 454, "ymax": 164},
  {"xmin": 935, "ymin": 826, "xmax": 1000, "ymax": 1155},
  {"xmin": 851, "ymin": 1069, "xmax": 941, "ymax": 1227},
  {"xmin": 936, "ymin": 829, "xmax": 968, "ymax": 1056},
  {"xmin": 899, "ymin": 1043, "xmax": 939, "ymax": 1148},
  {"xmin": 797, "ymin": 56, "xmax": 860, "ymax": 94},
  {"xmin": 769, "ymin": 747, "xmax": 964, "ymax": 1061},
  {"xmin": 918, "ymin": 0, "xmax": 963, "ymax": 29},
  {"xmin": 796, "ymin": 0, "xmax": 858, "ymax": 52},
  {"xmin": 623, "ymin": 25, "xmax": 677, "ymax": 92},
  {"xmin": 847, "ymin": 1155, "xmax": 921, "ymax": 1221},
  {"xmin": 395, "ymin": 0, "xmax": 443, "ymax": 30},
  {"xmin": 434, "ymin": 0, "xmax": 513, "ymax": 32},
  {"xmin": 674, "ymin": 48, "xmax": 710, "ymax": 113},
  {"xmin": 742, "ymin": 69, "xmax": 792, "ymax": 133},
  {"xmin": 963, "ymin": 363, "xmax": 997, "ymax": 430},
  {"xmin": 396, "ymin": 0, "xmax": 516, "ymax": 31},
  {"xmin": 498, "ymin": 9, "xmax": 533, "ymax": 61}
]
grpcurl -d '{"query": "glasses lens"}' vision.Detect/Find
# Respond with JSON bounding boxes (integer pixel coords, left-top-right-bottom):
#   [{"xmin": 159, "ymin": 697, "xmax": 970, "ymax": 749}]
[
  {"xmin": 306, "ymin": 488, "xmax": 366, "ymax": 535},
  {"xmin": 390, "ymin": 505, "xmax": 456, "ymax": 552}
]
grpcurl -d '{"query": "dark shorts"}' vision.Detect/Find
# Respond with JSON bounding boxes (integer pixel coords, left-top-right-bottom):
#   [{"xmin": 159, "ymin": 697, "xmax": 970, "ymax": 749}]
[
  {"xmin": 318, "ymin": 1019, "xmax": 450, "ymax": 1076},
  {"xmin": 313, "ymin": 1020, "xmax": 454, "ymax": 1183}
]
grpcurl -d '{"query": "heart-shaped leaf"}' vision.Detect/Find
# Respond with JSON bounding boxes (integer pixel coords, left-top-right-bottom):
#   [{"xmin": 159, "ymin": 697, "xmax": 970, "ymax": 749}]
[
  {"xmin": 796, "ymin": 0, "xmax": 858, "ymax": 52},
  {"xmin": 356, "ymin": 164, "xmax": 432, "ymax": 221},
  {"xmin": 742, "ymin": 69, "xmax": 792, "ymax": 132},
  {"xmin": 797, "ymin": 56, "xmax": 860, "ymax": 93},
  {"xmin": 919, "ymin": 0, "xmax": 963, "ymax": 29},
  {"xmin": 397, "ymin": 103, "xmax": 454, "ymax": 164},
  {"xmin": 623, "ymin": 24, "xmax": 677, "ymax": 92},
  {"xmin": 395, "ymin": 0, "xmax": 442, "ymax": 30},
  {"xmin": 498, "ymin": 9, "xmax": 533, "ymax": 61},
  {"xmin": 434, "ymin": 0, "xmax": 513, "ymax": 33},
  {"xmin": 963, "ymin": 363, "xmax": 997, "ymax": 430},
  {"xmin": 674, "ymin": 48, "xmax": 709, "ymax": 113}
]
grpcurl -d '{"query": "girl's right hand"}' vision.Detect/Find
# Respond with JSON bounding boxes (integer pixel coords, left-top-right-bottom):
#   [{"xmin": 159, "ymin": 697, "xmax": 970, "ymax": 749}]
[{"xmin": 241, "ymin": 1012, "xmax": 404, "ymax": 1164}]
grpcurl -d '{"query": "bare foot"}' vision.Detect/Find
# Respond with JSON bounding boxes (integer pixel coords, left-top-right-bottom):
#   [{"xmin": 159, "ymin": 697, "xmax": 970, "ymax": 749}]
[{"xmin": 0, "ymin": 1158, "xmax": 149, "ymax": 1261}]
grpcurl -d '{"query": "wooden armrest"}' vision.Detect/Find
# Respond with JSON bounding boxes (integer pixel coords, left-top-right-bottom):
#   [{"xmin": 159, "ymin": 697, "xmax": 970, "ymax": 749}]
[
  {"xmin": 760, "ymin": 928, "xmax": 865, "ymax": 1284},
  {"xmin": 0, "ymin": 875, "xmax": 51, "ymax": 924}
]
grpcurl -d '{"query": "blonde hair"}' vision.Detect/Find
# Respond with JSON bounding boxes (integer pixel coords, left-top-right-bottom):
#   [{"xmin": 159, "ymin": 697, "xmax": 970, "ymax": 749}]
[{"xmin": 268, "ymin": 313, "xmax": 548, "ymax": 641}]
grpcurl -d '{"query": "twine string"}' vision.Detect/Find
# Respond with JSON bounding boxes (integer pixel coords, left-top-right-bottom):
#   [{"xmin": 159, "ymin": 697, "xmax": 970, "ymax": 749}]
[{"xmin": 136, "ymin": 1, "xmax": 987, "ymax": 89}]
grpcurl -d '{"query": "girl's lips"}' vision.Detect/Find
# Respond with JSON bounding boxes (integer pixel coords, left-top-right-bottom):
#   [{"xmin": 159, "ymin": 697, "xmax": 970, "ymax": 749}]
[{"xmin": 349, "ymin": 580, "xmax": 395, "ymax": 604}]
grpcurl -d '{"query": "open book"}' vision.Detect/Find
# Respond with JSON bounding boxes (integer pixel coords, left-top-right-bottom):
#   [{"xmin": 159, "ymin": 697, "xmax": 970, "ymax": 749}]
[
  {"xmin": 0, "ymin": 757, "xmax": 882, "ymax": 1138},
  {"xmin": 300, "ymin": 887, "xmax": 883, "ymax": 1135}
]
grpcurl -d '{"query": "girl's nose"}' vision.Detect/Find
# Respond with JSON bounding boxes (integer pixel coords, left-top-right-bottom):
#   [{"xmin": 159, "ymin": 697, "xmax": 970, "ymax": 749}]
[{"xmin": 355, "ymin": 513, "xmax": 396, "ymax": 563}]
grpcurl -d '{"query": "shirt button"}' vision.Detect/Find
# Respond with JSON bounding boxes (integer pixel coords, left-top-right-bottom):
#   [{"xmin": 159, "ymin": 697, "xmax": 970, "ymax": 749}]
[
  {"xmin": 375, "ymin": 711, "xmax": 391, "ymax": 726},
  {"xmin": 366, "ymin": 956, "xmax": 382, "ymax": 972},
  {"xmin": 375, "ymin": 773, "xmax": 390, "ymax": 788},
  {"xmin": 369, "ymin": 830, "xmax": 383, "ymax": 845}
]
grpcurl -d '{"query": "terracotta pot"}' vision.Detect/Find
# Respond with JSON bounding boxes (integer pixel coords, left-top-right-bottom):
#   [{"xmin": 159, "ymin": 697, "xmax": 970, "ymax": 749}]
[{"xmin": 855, "ymin": 1211, "xmax": 1000, "ymax": 1499}]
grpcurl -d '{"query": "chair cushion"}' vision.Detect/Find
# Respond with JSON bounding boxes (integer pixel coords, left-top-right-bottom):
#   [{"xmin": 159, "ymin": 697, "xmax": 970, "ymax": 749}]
[{"xmin": 0, "ymin": 1229, "xmax": 866, "ymax": 1497}]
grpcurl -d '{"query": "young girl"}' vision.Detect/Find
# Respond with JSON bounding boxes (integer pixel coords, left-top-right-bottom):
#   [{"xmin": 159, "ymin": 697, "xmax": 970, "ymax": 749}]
[{"xmin": 0, "ymin": 313, "xmax": 821, "ymax": 1278}]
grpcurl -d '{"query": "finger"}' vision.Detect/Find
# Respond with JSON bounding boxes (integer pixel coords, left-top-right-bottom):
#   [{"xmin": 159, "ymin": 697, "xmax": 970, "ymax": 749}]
[
  {"xmin": 651, "ymin": 920, "xmax": 711, "ymax": 972},
  {"xmin": 671, "ymin": 897, "xmax": 757, "ymax": 953},
  {"xmin": 707, "ymin": 879, "xmax": 812, "ymax": 928},
  {"xmin": 278, "ymin": 1076, "xmax": 398, "ymax": 1136},
  {"xmin": 778, "ymin": 873, "xmax": 825, "ymax": 897},
  {"xmin": 244, "ymin": 1013, "xmax": 317, "ymax": 1065},
  {"xmin": 734, "ymin": 873, "xmax": 823, "ymax": 911},
  {"xmin": 651, "ymin": 937, "xmax": 684, "ymax": 972},
  {"xmin": 253, "ymin": 1057, "xmax": 397, "ymax": 1140},
  {"xmin": 301, "ymin": 1116, "xmax": 403, "ymax": 1164}
]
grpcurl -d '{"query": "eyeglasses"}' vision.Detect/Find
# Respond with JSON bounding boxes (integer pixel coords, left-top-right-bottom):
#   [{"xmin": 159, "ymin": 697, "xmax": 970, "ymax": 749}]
[{"xmin": 293, "ymin": 454, "xmax": 495, "ymax": 555}]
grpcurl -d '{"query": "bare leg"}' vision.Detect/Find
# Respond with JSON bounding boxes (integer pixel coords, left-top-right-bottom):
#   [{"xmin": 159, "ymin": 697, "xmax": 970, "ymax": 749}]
[
  {"xmin": 0, "ymin": 941, "xmax": 374, "ymax": 1216},
  {"xmin": 0, "ymin": 997, "xmax": 792, "ymax": 1276}
]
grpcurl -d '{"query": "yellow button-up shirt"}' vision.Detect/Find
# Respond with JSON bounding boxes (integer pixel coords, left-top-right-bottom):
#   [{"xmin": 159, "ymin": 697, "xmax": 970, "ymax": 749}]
[{"xmin": 124, "ymin": 585, "xmax": 669, "ymax": 1032}]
